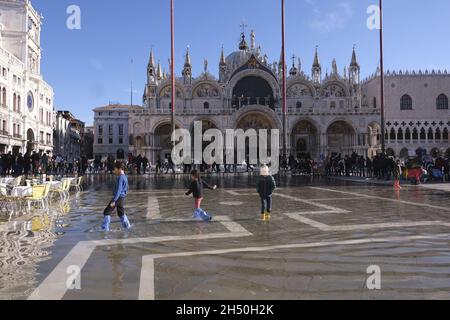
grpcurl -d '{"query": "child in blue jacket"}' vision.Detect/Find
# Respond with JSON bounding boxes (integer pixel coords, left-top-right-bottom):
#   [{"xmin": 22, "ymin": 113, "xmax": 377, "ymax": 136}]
[{"xmin": 101, "ymin": 162, "xmax": 131, "ymax": 231}]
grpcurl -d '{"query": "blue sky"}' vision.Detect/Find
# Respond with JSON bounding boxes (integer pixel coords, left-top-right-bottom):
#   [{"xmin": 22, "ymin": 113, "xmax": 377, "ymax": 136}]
[{"xmin": 32, "ymin": 0, "xmax": 450, "ymax": 125}]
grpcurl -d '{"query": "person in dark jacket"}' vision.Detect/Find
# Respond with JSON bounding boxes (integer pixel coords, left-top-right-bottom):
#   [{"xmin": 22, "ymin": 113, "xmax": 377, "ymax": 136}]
[
  {"xmin": 186, "ymin": 170, "xmax": 216, "ymax": 219},
  {"xmin": 257, "ymin": 165, "xmax": 276, "ymax": 221}
]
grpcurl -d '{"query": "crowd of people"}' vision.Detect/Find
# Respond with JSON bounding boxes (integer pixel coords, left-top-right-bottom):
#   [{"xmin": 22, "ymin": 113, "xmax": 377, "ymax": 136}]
[
  {"xmin": 11, "ymin": 150, "xmax": 443, "ymax": 186},
  {"xmin": 0, "ymin": 151, "xmax": 90, "ymax": 177},
  {"xmin": 324, "ymin": 152, "xmax": 450, "ymax": 183}
]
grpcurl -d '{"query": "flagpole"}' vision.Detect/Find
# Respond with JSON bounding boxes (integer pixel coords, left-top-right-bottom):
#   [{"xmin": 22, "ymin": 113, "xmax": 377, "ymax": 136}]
[
  {"xmin": 281, "ymin": 0, "xmax": 288, "ymax": 165},
  {"xmin": 130, "ymin": 58, "xmax": 133, "ymax": 106},
  {"xmin": 170, "ymin": 0, "xmax": 176, "ymax": 141},
  {"xmin": 379, "ymin": 0, "xmax": 386, "ymax": 154}
]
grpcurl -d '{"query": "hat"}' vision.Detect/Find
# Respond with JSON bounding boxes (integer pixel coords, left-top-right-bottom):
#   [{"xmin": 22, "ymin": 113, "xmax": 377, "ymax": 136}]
[{"xmin": 260, "ymin": 165, "xmax": 270, "ymax": 176}]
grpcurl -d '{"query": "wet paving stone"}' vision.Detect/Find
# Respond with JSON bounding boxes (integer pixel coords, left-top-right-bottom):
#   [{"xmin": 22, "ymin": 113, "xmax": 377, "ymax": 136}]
[{"xmin": 1, "ymin": 174, "xmax": 450, "ymax": 300}]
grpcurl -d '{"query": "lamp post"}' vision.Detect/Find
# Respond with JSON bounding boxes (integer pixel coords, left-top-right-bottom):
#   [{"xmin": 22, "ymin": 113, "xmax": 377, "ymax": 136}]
[{"xmin": 379, "ymin": 0, "xmax": 386, "ymax": 154}]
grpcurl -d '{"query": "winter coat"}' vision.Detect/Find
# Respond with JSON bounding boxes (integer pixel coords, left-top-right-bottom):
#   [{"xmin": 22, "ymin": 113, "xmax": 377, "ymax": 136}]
[{"xmin": 256, "ymin": 175, "xmax": 276, "ymax": 198}]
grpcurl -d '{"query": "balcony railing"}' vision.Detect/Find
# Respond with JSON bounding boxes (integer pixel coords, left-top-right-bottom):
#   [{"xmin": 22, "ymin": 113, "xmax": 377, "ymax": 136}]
[
  {"xmin": 13, "ymin": 134, "xmax": 22, "ymax": 139},
  {"xmin": 0, "ymin": 130, "xmax": 8, "ymax": 136}
]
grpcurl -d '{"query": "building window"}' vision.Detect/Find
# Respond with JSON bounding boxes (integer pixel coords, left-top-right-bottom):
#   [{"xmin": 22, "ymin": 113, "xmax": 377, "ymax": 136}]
[
  {"xmin": 390, "ymin": 128, "xmax": 396, "ymax": 140},
  {"xmin": 118, "ymin": 124, "xmax": 124, "ymax": 136},
  {"xmin": 109, "ymin": 137, "xmax": 113, "ymax": 144},
  {"xmin": 109, "ymin": 124, "xmax": 114, "ymax": 135},
  {"xmin": 405, "ymin": 128, "xmax": 411, "ymax": 140},
  {"xmin": 373, "ymin": 97, "xmax": 377, "ymax": 108},
  {"xmin": 397, "ymin": 128, "xmax": 404, "ymax": 140},
  {"xmin": 330, "ymin": 101, "xmax": 336, "ymax": 109},
  {"xmin": 98, "ymin": 125, "xmax": 103, "ymax": 135},
  {"xmin": 296, "ymin": 101, "xmax": 302, "ymax": 110},
  {"xmin": 119, "ymin": 137, "xmax": 123, "ymax": 145},
  {"xmin": 98, "ymin": 138, "xmax": 103, "ymax": 144},
  {"xmin": 436, "ymin": 128, "xmax": 442, "ymax": 141},
  {"xmin": 412, "ymin": 128, "xmax": 419, "ymax": 140},
  {"xmin": 204, "ymin": 102, "xmax": 209, "ymax": 110},
  {"xmin": 437, "ymin": 94, "xmax": 449, "ymax": 110},
  {"xmin": 98, "ymin": 112, "xmax": 103, "ymax": 116},
  {"xmin": 400, "ymin": 94, "xmax": 413, "ymax": 110}
]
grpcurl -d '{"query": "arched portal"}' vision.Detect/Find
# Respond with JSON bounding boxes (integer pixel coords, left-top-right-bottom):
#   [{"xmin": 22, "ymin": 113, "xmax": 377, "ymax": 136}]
[
  {"xmin": 154, "ymin": 122, "xmax": 181, "ymax": 162},
  {"xmin": 232, "ymin": 76, "xmax": 275, "ymax": 110},
  {"xmin": 235, "ymin": 111, "xmax": 277, "ymax": 165},
  {"xmin": 190, "ymin": 119, "xmax": 219, "ymax": 161},
  {"xmin": 327, "ymin": 121, "xmax": 356, "ymax": 156},
  {"xmin": 291, "ymin": 120, "xmax": 318, "ymax": 159}
]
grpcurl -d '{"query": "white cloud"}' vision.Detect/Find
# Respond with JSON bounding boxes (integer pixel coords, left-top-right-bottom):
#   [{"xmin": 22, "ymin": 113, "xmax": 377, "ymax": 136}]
[{"xmin": 309, "ymin": 2, "xmax": 353, "ymax": 33}]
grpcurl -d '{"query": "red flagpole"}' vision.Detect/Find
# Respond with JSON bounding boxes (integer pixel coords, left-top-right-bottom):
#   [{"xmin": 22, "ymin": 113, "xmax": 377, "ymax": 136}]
[
  {"xmin": 281, "ymin": 0, "xmax": 288, "ymax": 162},
  {"xmin": 379, "ymin": 0, "xmax": 386, "ymax": 154},
  {"xmin": 170, "ymin": 0, "xmax": 176, "ymax": 137}
]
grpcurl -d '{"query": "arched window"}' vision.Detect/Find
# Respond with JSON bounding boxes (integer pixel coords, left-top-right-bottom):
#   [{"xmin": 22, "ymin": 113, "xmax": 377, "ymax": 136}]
[
  {"xmin": 405, "ymin": 128, "xmax": 411, "ymax": 140},
  {"xmin": 390, "ymin": 128, "xmax": 396, "ymax": 140},
  {"xmin": 372, "ymin": 97, "xmax": 377, "ymax": 108},
  {"xmin": 400, "ymin": 94, "xmax": 413, "ymax": 110},
  {"xmin": 444, "ymin": 128, "xmax": 449, "ymax": 141},
  {"xmin": 203, "ymin": 102, "xmax": 209, "ymax": 110},
  {"xmin": 2, "ymin": 88, "xmax": 6, "ymax": 107},
  {"xmin": 420, "ymin": 128, "xmax": 426, "ymax": 141},
  {"xmin": 397, "ymin": 128, "xmax": 404, "ymax": 140},
  {"xmin": 13, "ymin": 93, "xmax": 16, "ymax": 111},
  {"xmin": 428, "ymin": 128, "xmax": 434, "ymax": 141},
  {"xmin": 17, "ymin": 95, "xmax": 21, "ymax": 113},
  {"xmin": 412, "ymin": 128, "xmax": 419, "ymax": 140},
  {"xmin": 435, "ymin": 128, "xmax": 442, "ymax": 141},
  {"xmin": 437, "ymin": 94, "xmax": 449, "ymax": 110},
  {"xmin": 296, "ymin": 101, "xmax": 302, "ymax": 110}
]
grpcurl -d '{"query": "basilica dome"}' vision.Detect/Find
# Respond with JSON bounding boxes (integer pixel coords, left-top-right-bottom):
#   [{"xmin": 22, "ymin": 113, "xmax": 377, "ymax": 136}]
[{"xmin": 226, "ymin": 51, "xmax": 251, "ymax": 69}]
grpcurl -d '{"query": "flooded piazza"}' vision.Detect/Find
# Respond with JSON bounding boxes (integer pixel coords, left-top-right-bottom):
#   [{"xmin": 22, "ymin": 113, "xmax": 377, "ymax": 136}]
[{"xmin": 1, "ymin": 174, "xmax": 450, "ymax": 300}]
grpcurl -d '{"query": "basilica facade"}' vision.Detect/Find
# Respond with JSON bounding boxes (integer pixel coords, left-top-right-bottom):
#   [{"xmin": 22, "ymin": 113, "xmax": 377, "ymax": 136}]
[
  {"xmin": 94, "ymin": 30, "xmax": 450, "ymax": 164},
  {"xmin": 123, "ymin": 31, "xmax": 380, "ymax": 164}
]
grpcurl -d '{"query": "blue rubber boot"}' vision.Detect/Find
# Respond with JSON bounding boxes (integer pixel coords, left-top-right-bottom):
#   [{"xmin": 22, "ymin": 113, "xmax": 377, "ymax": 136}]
[
  {"xmin": 193, "ymin": 209, "xmax": 202, "ymax": 220},
  {"xmin": 101, "ymin": 216, "xmax": 111, "ymax": 231},
  {"xmin": 199, "ymin": 209, "xmax": 212, "ymax": 222},
  {"xmin": 120, "ymin": 215, "xmax": 132, "ymax": 230}
]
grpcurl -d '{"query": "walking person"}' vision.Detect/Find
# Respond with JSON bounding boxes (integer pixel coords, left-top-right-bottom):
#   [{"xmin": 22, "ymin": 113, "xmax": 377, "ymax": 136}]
[
  {"xmin": 101, "ymin": 162, "xmax": 132, "ymax": 231},
  {"xmin": 256, "ymin": 165, "xmax": 276, "ymax": 221}
]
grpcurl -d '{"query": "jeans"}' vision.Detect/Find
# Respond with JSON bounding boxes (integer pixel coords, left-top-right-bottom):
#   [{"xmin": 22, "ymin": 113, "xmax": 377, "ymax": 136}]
[{"xmin": 260, "ymin": 195, "xmax": 272, "ymax": 214}]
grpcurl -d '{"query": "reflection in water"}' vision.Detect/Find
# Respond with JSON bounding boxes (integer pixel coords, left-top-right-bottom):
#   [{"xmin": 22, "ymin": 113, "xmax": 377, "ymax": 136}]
[{"xmin": 0, "ymin": 215, "xmax": 58, "ymax": 299}]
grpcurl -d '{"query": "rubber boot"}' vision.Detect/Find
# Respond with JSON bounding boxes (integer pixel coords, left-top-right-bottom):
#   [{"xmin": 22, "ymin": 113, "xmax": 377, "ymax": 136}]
[
  {"xmin": 120, "ymin": 215, "xmax": 132, "ymax": 230},
  {"xmin": 193, "ymin": 208, "xmax": 202, "ymax": 220},
  {"xmin": 101, "ymin": 215, "xmax": 111, "ymax": 231}
]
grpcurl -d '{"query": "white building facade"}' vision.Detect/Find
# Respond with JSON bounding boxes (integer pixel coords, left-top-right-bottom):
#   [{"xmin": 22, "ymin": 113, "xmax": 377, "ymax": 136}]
[
  {"xmin": 363, "ymin": 71, "xmax": 450, "ymax": 158},
  {"xmin": 0, "ymin": 0, "xmax": 55, "ymax": 155},
  {"xmin": 93, "ymin": 104, "xmax": 135, "ymax": 160},
  {"xmin": 54, "ymin": 111, "xmax": 81, "ymax": 162}
]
